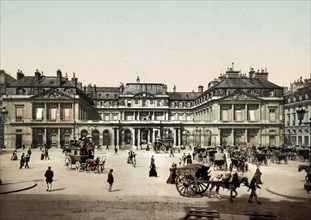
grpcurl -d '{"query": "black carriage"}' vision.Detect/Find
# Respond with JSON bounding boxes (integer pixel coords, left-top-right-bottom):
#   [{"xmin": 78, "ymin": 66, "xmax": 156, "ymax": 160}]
[
  {"xmin": 252, "ymin": 153, "xmax": 268, "ymax": 165},
  {"xmin": 229, "ymin": 157, "xmax": 248, "ymax": 172},
  {"xmin": 271, "ymin": 150, "xmax": 288, "ymax": 164},
  {"xmin": 213, "ymin": 152, "xmax": 227, "ymax": 171},
  {"xmin": 175, "ymin": 164, "xmax": 211, "ymax": 197},
  {"xmin": 193, "ymin": 146, "xmax": 208, "ymax": 162},
  {"xmin": 207, "ymin": 149, "xmax": 217, "ymax": 165},
  {"xmin": 297, "ymin": 149, "xmax": 310, "ymax": 162}
]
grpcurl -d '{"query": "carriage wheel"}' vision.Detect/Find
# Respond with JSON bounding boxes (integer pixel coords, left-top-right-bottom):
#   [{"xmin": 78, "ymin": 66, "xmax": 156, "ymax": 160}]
[
  {"xmin": 160, "ymin": 146, "xmax": 166, "ymax": 153},
  {"xmin": 195, "ymin": 180, "xmax": 209, "ymax": 194},
  {"xmin": 175, "ymin": 173, "xmax": 196, "ymax": 197},
  {"xmin": 229, "ymin": 163, "xmax": 233, "ymax": 172},
  {"xmin": 75, "ymin": 161, "xmax": 81, "ymax": 172},
  {"xmin": 65, "ymin": 157, "xmax": 71, "ymax": 168}
]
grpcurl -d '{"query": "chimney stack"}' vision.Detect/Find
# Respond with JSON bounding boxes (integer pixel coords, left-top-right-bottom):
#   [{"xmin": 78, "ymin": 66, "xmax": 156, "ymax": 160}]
[
  {"xmin": 17, "ymin": 69, "xmax": 24, "ymax": 80},
  {"xmin": 173, "ymin": 85, "xmax": 176, "ymax": 92},
  {"xmin": 198, "ymin": 85, "xmax": 203, "ymax": 93},
  {"xmin": 56, "ymin": 69, "xmax": 62, "ymax": 86}
]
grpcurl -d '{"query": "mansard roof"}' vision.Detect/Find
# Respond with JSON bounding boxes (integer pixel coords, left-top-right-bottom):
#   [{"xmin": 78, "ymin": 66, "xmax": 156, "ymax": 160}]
[
  {"xmin": 168, "ymin": 92, "xmax": 201, "ymax": 101},
  {"xmin": 87, "ymin": 87, "xmax": 120, "ymax": 100},
  {"xmin": 212, "ymin": 78, "xmax": 281, "ymax": 89},
  {"xmin": 8, "ymin": 76, "xmax": 76, "ymax": 88},
  {"xmin": 121, "ymin": 83, "xmax": 168, "ymax": 97}
]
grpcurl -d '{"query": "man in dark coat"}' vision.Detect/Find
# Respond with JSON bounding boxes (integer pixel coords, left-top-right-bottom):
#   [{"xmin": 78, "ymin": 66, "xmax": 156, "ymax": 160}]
[
  {"xmin": 44, "ymin": 166, "xmax": 54, "ymax": 192},
  {"xmin": 248, "ymin": 176, "xmax": 261, "ymax": 204},
  {"xmin": 107, "ymin": 169, "xmax": 114, "ymax": 192},
  {"xmin": 20, "ymin": 153, "xmax": 25, "ymax": 169}
]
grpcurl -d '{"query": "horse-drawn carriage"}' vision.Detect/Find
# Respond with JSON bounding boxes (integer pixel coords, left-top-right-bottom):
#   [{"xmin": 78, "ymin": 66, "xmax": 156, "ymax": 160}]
[
  {"xmin": 270, "ymin": 149, "xmax": 288, "ymax": 164},
  {"xmin": 174, "ymin": 163, "xmax": 249, "ymax": 202},
  {"xmin": 64, "ymin": 139, "xmax": 105, "ymax": 173},
  {"xmin": 229, "ymin": 157, "xmax": 248, "ymax": 172},
  {"xmin": 154, "ymin": 138, "xmax": 174, "ymax": 153},
  {"xmin": 297, "ymin": 149, "xmax": 310, "ymax": 162},
  {"xmin": 213, "ymin": 152, "xmax": 227, "ymax": 171},
  {"xmin": 252, "ymin": 153, "xmax": 268, "ymax": 165}
]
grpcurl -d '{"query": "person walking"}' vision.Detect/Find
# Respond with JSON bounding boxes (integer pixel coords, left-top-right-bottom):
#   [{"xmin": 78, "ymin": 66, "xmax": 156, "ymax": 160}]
[
  {"xmin": 44, "ymin": 166, "xmax": 54, "ymax": 192},
  {"xmin": 248, "ymin": 175, "xmax": 262, "ymax": 204},
  {"xmin": 186, "ymin": 153, "xmax": 192, "ymax": 165},
  {"xmin": 182, "ymin": 153, "xmax": 186, "ymax": 166},
  {"xmin": 114, "ymin": 146, "xmax": 118, "ymax": 155},
  {"xmin": 107, "ymin": 169, "xmax": 114, "ymax": 192},
  {"xmin": 170, "ymin": 148, "xmax": 174, "ymax": 158},
  {"xmin": 24, "ymin": 154, "xmax": 30, "ymax": 168},
  {"xmin": 20, "ymin": 153, "xmax": 25, "ymax": 169},
  {"xmin": 27, "ymin": 148, "xmax": 32, "ymax": 161},
  {"xmin": 45, "ymin": 148, "xmax": 50, "ymax": 160}
]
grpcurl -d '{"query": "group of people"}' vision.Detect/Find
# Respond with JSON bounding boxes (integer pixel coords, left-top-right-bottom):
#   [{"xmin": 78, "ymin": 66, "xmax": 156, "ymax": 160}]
[{"xmin": 127, "ymin": 150, "xmax": 137, "ymax": 167}]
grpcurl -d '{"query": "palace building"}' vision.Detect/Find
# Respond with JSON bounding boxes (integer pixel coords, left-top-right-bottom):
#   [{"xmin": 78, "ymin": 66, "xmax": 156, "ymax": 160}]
[{"xmin": 1, "ymin": 65, "xmax": 284, "ymax": 149}]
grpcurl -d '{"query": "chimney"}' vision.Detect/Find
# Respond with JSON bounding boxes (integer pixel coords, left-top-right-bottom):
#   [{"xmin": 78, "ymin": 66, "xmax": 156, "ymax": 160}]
[
  {"xmin": 17, "ymin": 69, "xmax": 24, "ymax": 80},
  {"xmin": 163, "ymin": 84, "xmax": 167, "ymax": 92},
  {"xmin": 136, "ymin": 76, "xmax": 140, "ymax": 83},
  {"xmin": 56, "ymin": 69, "xmax": 62, "ymax": 86},
  {"xmin": 71, "ymin": 72, "xmax": 78, "ymax": 86},
  {"xmin": 249, "ymin": 67, "xmax": 255, "ymax": 78},
  {"xmin": 173, "ymin": 85, "xmax": 176, "ymax": 92},
  {"xmin": 35, "ymin": 69, "xmax": 41, "ymax": 80},
  {"xmin": 198, "ymin": 85, "xmax": 203, "ymax": 93}
]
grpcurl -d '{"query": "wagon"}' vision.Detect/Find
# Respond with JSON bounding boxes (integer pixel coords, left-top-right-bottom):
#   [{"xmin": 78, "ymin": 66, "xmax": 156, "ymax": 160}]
[
  {"xmin": 175, "ymin": 163, "xmax": 211, "ymax": 197},
  {"xmin": 154, "ymin": 138, "xmax": 174, "ymax": 153}
]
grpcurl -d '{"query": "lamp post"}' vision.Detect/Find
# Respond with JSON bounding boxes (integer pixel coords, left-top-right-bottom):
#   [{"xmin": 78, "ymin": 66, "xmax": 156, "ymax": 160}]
[
  {"xmin": 0, "ymin": 107, "xmax": 8, "ymax": 150},
  {"xmin": 296, "ymin": 106, "xmax": 311, "ymax": 164}
]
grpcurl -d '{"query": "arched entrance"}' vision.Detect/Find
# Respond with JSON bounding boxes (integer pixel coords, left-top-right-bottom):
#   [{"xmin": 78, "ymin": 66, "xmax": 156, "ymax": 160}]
[
  {"xmin": 92, "ymin": 129, "xmax": 100, "ymax": 146},
  {"xmin": 122, "ymin": 128, "xmax": 132, "ymax": 145},
  {"xmin": 203, "ymin": 130, "xmax": 211, "ymax": 146},
  {"xmin": 103, "ymin": 130, "xmax": 111, "ymax": 146},
  {"xmin": 182, "ymin": 130, "xmax": 190, "ymax": 146}
]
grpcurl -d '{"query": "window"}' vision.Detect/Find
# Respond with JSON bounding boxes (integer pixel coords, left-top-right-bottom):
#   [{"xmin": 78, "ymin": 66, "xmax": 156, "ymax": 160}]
[
  {"xmin": 142, "ymin": 100, "xmax": 146, "ymax": 107},
  {"xmin": 135, "ymin": 99, "xmax": 139, "ymax": 104},
  {"xmin": 104, "ymin": 113, "xmax": 110, "ymax": 121},
  {"xmin": 49, "ymin": 107, "xmax": 57, "ymax": 120},
  {"xmin": 155, "ymin": 113, "xmax": 163, "ymax": 120},
  {"xmin": 63, "ymin": 108, "xmax": 71, "ymax": 121},
  {"xmin": 235, "ymin": 110, "xmax": 242, "ymax": 121},
  {"xmin": 170, "ymin": 114, "xmax": 175, "ymax": 121},
  {"xmin": 249, "ymin": 110, "xmax": 256, "ymax": 121},
  {"xmin": 150, "ymin": 100, "xmax": 154, "ymax": 105},
  {"xmin": 35, "ymin": 108, "xmax": 43, "ymax": 120},
  {"xmin": 125, "ymin": 113, "xmax": 133, "ymax": 120},
  {"xmin": 269, "ymin": 109, "xmax": 276, "ymax": 121},
  {"xmin": 16, "ymin": 106, "xmax": 23, "ymax": 121},
  {"xmin": 112, "ymin": 114, "xmax": 118, "ymax": 121},
  {"xmin": 222, "ymin": 110, "xmax": 228, "ymax": 122}
]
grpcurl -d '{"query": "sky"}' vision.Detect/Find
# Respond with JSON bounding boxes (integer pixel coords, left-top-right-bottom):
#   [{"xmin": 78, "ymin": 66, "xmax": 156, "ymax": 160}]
[{"xmin": 0, "ymin": 1, "xmax": 310, "ymax": 92}]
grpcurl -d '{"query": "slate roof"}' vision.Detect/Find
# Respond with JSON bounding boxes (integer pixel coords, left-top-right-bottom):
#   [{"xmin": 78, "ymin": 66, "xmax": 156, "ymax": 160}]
[
  {"xmin": 121, "ymin": 83, "xmax": 168, "ymax": 96},
  {"xmin": 8, "ymin": 76, "xmax": 76, "ymax": 87},
  {"xmin": 168, "ymin": 92, "xmax": 201, "ymax": 101},
  {"xmin": 212, "ymin": 78, "xmax": 281, "ymax": 90}
]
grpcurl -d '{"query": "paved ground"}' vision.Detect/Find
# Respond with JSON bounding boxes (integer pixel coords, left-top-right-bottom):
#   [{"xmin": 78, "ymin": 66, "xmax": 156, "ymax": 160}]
[{"xmin": 0, "ymin": 147, "xmax": 310, "ymax": 220}]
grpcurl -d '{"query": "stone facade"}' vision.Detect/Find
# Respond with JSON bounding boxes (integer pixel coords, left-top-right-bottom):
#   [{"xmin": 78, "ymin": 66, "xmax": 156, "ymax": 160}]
[
  {"xmin": 2, "ymin": 66, "xmax": 284, "ymax": 149},
  {"xmin": 284, "ymin": 76, "xmax": 311, "ymax": 147}
]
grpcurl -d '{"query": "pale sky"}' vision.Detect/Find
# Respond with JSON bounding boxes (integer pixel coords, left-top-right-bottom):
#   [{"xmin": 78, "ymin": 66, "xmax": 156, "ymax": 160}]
[{"xmin": 0, "ymin": 1, "xmax": 310, "ymax": 92}]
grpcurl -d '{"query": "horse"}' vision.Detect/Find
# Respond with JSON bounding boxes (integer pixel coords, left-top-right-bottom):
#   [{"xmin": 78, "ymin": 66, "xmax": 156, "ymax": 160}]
[
  {"xmin": 298, "ymin": 164, "xmax": 311, "ymax": 181},
  {"xmin": 208, "ymin": 172, "xmax": 249, "ymax": 202}
]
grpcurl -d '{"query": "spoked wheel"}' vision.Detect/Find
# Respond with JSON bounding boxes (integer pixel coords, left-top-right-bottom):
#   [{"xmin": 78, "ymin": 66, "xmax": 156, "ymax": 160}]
[
  {"xmin": 160, "ymin": 146, "xmax": 166, "ymax": 153},
  {"xmin": 75, "ymin": 161, "xmax": 81, "ymax": 172},
  {"xmin": 175, "ymin": 173, "xmax": 196, "ymax": 197},
  {"xmin": 195, "ymin": 179, "xmax": 209, "ymax": 194}
]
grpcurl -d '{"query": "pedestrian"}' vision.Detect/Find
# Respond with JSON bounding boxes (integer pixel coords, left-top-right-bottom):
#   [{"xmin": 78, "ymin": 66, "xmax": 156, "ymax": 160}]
[
  {"xmin": 22, "ymin": 144, "xmax": 25, "ymax": 150},
  {"xmin": 186, "ymin": 153, "xmax": 192, "ymax": 165},
  {"xmin": 149, "ymin": 162, "xmax": 157, "ymax": 177},
  {"xmin": 166, "ymin": 163, "xmax": 177, "ymax": 184},
  {"xmin": 248, "ymin": 176, "xmax": 262, "ymax": 204},
  {"xmin": 44, "ymin": 166, "xmax": 54, "ymax": 192},
  {"xmin": 114, "ymin": 146, "xmax": 118, "ymax": 155},
  {"xmin": 25, "ymin": 154, "xmax": 30, "ymax": 168},
  {"xmin": 20, "ymin": 153, "xmax": 25, "ymax": 169},
  {"xmin": 45, "ymin": 148, "xmax": 50, "ymax": 160},
  {"xmin": 41, "ymin": 150, "xmax": 45, "ymax": 160},
  {"xmin": 182, "ymin": 153, "xmax": 186, "ymax": 166},
  {"xmin": 106, "ymin": 145, "xmax": 109, "ymax": 150},
  {"xmin": 27, "ymin": 148, "xmax": 32, "ymax": 161},
  {"xmin": 107, "ymin": 169, "xmax": 114, "ymax": 192},
  {"xmin": 170, "ymin": 148, "xmax": 174, "ymax": 157}
]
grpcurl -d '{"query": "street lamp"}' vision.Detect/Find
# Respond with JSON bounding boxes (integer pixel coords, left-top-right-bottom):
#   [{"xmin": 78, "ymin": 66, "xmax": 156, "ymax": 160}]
[{"xmin": 296, "ymin": 105, "xmax": 311, "ymax": 164}]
